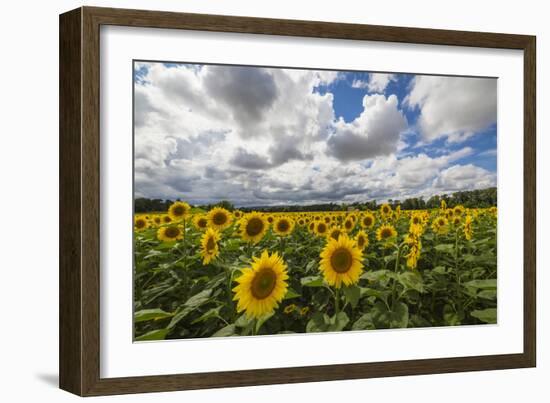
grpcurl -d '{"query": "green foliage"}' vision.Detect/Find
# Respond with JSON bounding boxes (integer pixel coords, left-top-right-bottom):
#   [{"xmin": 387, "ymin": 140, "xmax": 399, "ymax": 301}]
[{"xmin": 134, "ymin": 204, "xmax": 498, "ymax": 340}]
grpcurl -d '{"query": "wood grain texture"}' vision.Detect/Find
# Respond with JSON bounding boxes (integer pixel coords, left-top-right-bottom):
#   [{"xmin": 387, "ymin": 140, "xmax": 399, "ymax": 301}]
[
  {"xmin": 59, "ymin": 8, "xmax": 83, "ymax": 396},
  {"xmin": 59, "ymin": 6, "xmax": 537, "ymax": 396}
]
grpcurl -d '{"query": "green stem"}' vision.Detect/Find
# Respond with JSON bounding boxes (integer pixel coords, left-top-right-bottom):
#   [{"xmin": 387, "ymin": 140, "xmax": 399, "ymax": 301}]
[
  {"xmin": 334, "ymin": 287, "xmax": 340, "ymax": 316},
  {"xmin": 391, "ymin": 244, "xmax": 402, "ymax": 311},
  {"xmin": 454, "ymin": 229, "xmax": 462, "ymax": 309}
]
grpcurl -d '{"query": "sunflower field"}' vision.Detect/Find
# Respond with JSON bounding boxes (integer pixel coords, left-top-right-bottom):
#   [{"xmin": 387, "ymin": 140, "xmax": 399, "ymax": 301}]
[{"xmin": 133, "ymin": 201, "xmax": 497, "ymax": 341}]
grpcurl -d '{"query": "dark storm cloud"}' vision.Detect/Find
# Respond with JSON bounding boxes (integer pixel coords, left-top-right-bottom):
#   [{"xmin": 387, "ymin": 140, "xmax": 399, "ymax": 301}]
[
  {"xmin": 203, "ymin": 66, "xmax": 278, "ymax": 137},
  {"xmin": 229, "ymin": 148, "xmax": 272, "ymax": 170}
]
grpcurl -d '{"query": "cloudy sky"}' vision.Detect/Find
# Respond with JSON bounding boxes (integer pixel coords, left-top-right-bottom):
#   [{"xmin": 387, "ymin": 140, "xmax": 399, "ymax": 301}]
[{"xmin": 134, "ymin": 61, "xmax": 497, "ymax": 207}]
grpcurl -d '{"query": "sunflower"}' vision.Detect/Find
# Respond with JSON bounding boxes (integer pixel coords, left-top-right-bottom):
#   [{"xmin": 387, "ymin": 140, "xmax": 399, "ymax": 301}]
[
  {"xmin": 324, "ymin": 216, "xmax": 331, "ymax": 224},
  {"xmin": 153, "ymin": 216, "xmax": 162, "ymax": 226},
  {"xmin": 299, "ymin": 306, "xmax": 310, "ymax": 316},
  {"xmin": 463, "ymin": 215, "xmax": 473, "ymax": 240},
  {"xmin": 405, "ymin": 234, "xmax": 422, "ymax": 269},
  {"xmin": 361, "ymin": 212, "xmax": 375, "ymax": 229},
  {"xmin": 284, "ymin": 304, "xmax": 296, "ymax": 314},
  {"xmin": 162, "ymin": 215, "xmax": 172, "ymax": 224},
  {"xmin": 134, "ymin": 216, "xmax": 149, "ymax": 231},
  {"xmin": 453, "ymin": 205, "xmax": 465, "ymax": 216},
  {"xmin": 328, "ymin": 227, "xmax": 343, "ymax": 241},
  {"xmin": 233, "ymin": 210, "xmax": 243, "ymax": 219},
  {"xmin": 168, "ymin": 201, "xmax": 191, "ymax": 221},
  {"xmin": 207, "ymin": 207, "xmax": 233, "ymax": 231},
  {"xmin": 273, "ymin": 217, "xmax": 295, "ymax": 236},
  {"xmin": 192, "ymin": 214, "xmax": 208, "ymax": 231},
  {"xmin": 232, "ymin": 250, "xmax": 289, "ymax": 319},
  {"xmin": 200, "ymin": 227, "xmax": 221, "ymax": 265},
  {"xmin": 315, "ymin": 221, "xmax": 329, "ymax": 237},
  {"xmin": 240, "ymin": 212, "xmax": 268, "ymax": 243},
  {"xmin": 266, "ymin": 215, "xmax": 274, "ymax": 224},
  {"xmin": 376, "ymin": 224, "xmax": 398, "ymax": 242},
  {"xmin": 380, "ymin": 203, "xmax": 392, "ymax": 218},
  {"xmin": 157, "ymin": 225, "xmax": 183, "ymax": 243},
  {"xmin": 432, "ymin": 216, "xmax": 449, "ymax": 235},
  {"xmin": 453, "ymin": 216, "xmax": 462, "ymax": 226},
  {"xmin": 343, "ymin": 218, "xmax": 355, "ymax": 233},
  {"xmin": 319, "ymin": 234, "xmax": 363, "ymax": 288},
  {"xmin": 308, "ymin": 221, "xmax": 316, "ymax": 233},
  {"xmin": 410, "ymin": 213, "xmax": 424, "ymax": 226},
  {"xmin": 355, "ymin": 230, "xmax": 369, "ymax": 250}
]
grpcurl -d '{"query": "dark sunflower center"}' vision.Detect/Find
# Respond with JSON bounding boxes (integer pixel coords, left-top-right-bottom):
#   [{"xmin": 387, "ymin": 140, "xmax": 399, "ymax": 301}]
[
  {"xmin": 154, "ymin": 217, "xmax": 161, "ymax": 224},
  {"xmin": 172, "ymin": 206, "xmax": 185, "ymax": 216},
  {"xmin": 136, "ymin": 219, "xmax": 146, "ymax": 228},
  {"xmin": 251, "ymin": 267, "xmax": 277, "ymax": 299},
  {"xmin": 324, "ymin": 217, "xmax": 330, "ymax": 223},
  {"xmin": 363, "ymin": 217, "xmax": 373, "ymax": 226},
  {"xmin": 381, "ymin": 228, "xmax": 393, "ymax": 239},
  {"xmin": 267, "ymin": 217, "xmax": 273, "ymax": 223},
  {"xmin": 165, "ymin": 227, "xmax": 180, "ymax": 238},
  {"xmin": 206, "ymin": 237, "xmax": 216, "ymax": 252},
  {"xmin": 213, "ymin": 212, "xmax": 227, "ymax": 225},
  {"xmin": 438, "ymin": 219, "xmax": 446, "ymax": 226},
  {"xmin": 413, "ymin": 217, "xmax": 420, "ymax": 224},
  {"xmin": 345, "ymin": 220, "xmax": 352, "ymax": 229},
  {"xmin": 330, "ymin": 230, "xmax": 341, "ymax": 240},
  {"xmin": 383, "ymin": 207, "xmax": 390, "ymax": 213},
  {"xmin": 330, "ymin": 248, "xmax": 353, "ymax": 273},
  {"xmin": 163, "ymin": 216, "xmax": 172, "ymax": 223},
  {"xmin": 357, "ymin": 236, "xmax": 365, "ymax": 248},
  {"xmin": 277, "ymin": 220, "xmax": 289, "ymax": 232},
  {"xmin": 198, "ymin": 218, "xmax": 207, "ymax": 228},
  {"xmin": 317, "ymin": 223, "xmax": 327, "ymax": 233},
  {"xmin": 246, "ymin": 217, "xmax": 264, "ymax": 237}
]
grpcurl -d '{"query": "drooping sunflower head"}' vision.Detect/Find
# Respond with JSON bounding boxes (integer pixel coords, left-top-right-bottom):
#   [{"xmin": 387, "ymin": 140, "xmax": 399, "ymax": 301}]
[
  {"xmin": 193, "ymin": 214, "xmax": 209, "ymax": 231},
  {"xmin": 233, "ymin": 250, "xmax": 289, "ymax": 319},
  {"xmin": 207, "ymin": 207, "xmax": 233, "ymax": 231},
  {"xmin": 157, "ymin": 225, "xmax": 183, "ymax": 243},
  {"xmin": 200, "ymin": 227, "xmax": 221, "ymax": 265},
  {"xmin": 355, "ymin": 230, "xmax": 369, "ymax": 250},
  {"xmin": 319, "ymin": 234, "xmax": 364, "ymax": 288},
  {"xmin": 273, "ymin": 217, "xmax": 294, "ymax": 236},
  {"xmin": 315, "ymin": 221, "xmax": 328, "ymax": 236},
  {"xmin": 361, "ymin": 213, "xmax": 375, "ymax": 229},
  {"xmin": 376, "ymin": 224, "xmax": 398, "ymax": 242},
  {"xmin": 134, "ymin": 216, "xmax": 149, "ymax": 231},
  {"xmin": 168, "ymin": 201, "xmax": 191, "ymax": 221},
  {"xmin": 240, "ymin": 212, "xmax": 268, "ymax": 244}
]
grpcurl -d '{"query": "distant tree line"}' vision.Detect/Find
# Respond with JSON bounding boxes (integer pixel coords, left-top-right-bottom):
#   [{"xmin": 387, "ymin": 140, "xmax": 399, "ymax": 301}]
[{"xmin": 134, "ymin": 187, "xmax": 496, "ymax": 213}]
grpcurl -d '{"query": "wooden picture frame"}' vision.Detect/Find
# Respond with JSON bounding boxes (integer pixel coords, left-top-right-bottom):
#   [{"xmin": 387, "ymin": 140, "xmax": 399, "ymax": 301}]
[{"xmin": 59, "ymin": 6, "xmax": 536, "ymax": 396}]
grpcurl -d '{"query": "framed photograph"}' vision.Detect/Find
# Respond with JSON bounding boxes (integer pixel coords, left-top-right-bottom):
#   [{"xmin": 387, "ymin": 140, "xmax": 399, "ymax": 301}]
[{"xmin": 59, "ymin": 6, "xmax": 536, "ymax": 396}]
